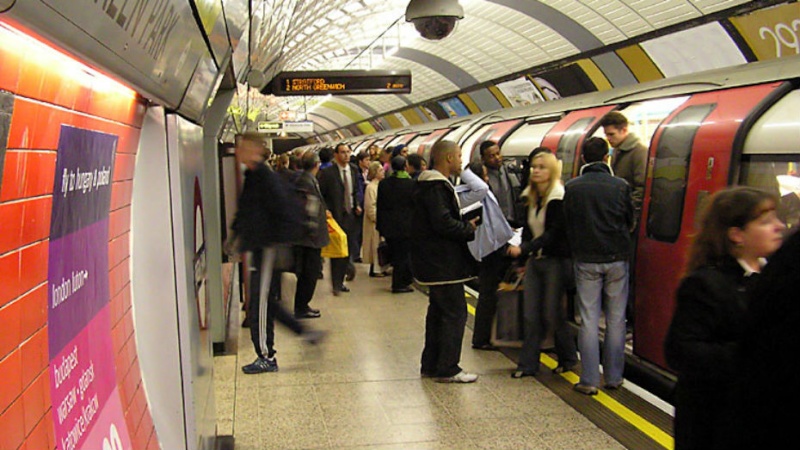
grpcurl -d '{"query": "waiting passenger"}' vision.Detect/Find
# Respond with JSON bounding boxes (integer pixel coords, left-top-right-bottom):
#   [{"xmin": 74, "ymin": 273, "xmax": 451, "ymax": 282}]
[
  {"xmin": 406, "ymin": 153, "xmax": 426, "ymax": 179},
  {"xmin": 457, "ymin": 161, "xmax": 514, "ymax": 263},
  {"xmin": 471, "ymin": 140, "xmax": 521, "ymax": 351},
  {"xmin": 599, "ymin": 111, "xmax": 647, "ymax": 217},
  {"xmin": 231, "ymin": 133, "xmax": 323, "ymax": 374},
  {"xmin": 362, "ymin": 161, "xmax": 386, "ymax": 277},
  {"xmin": 377, "ymin": 156, "xmax": 416, "ymax": 293},
  {"xmin": 507, "ymin": 151, "xmax": 577, "ymax": 378},
  {"xmin": 411, "ymin": 140, "xmax": 480, "ymax": 383},
  {"xmin": 292, "ymin": 151, "xmax": 329, "ymax": 319},
  {"xmin": 664, "ymin": 187, "xmax": 784, "ymax": 450},
  {"xmin": 563, "ymin": 137, "xmax": 634, "ymax": 395},
  {"xmin": 318, "ymin": 143, "xmax": 361, "ymax": 295}
]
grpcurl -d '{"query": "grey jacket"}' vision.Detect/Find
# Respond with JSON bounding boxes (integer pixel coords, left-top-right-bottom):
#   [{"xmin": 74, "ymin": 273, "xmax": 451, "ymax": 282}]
[{"xmin": 611, "ymin": 132, "xmax": 647, "ymax": 213}]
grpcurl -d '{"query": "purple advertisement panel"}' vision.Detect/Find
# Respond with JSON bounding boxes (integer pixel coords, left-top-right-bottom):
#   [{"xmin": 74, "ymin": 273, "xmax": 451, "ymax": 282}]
[
  {"xmin": 48, "ymin": 126, "xmax": 131, "ymax": 449},
  {"xmin": 50, "ymin": 126, "xmax": 116, "ymax": 240}
]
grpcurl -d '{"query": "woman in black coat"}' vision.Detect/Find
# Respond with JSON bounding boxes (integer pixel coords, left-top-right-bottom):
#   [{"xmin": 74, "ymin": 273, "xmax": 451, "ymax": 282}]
[{"xmin": 664, "ymin": 187, "xmax": 785, "ymax": 449}]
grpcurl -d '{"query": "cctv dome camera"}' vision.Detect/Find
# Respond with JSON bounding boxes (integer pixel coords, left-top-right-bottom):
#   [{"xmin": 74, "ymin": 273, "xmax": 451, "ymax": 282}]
[{"xmin": 405, "ymin": 0, "xmax": 464, "ymax": 41}]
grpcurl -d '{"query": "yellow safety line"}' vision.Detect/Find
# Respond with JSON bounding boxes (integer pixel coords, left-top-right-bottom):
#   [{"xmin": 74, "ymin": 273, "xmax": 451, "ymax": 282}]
[{"xmin": 464, "ymin": 293, "xmax": 673, "ymax": 450}]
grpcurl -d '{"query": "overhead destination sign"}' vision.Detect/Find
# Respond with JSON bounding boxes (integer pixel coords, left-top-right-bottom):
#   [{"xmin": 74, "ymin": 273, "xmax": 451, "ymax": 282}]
[{"xmin": 267, "ymin": 70, "xmax": 411, "ymax": 96}]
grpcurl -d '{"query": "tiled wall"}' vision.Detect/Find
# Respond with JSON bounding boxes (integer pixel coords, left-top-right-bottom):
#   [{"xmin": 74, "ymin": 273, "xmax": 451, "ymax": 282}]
[{"xmin": 0, "ymin": 22, "xmax": 155, "ymax": 450}]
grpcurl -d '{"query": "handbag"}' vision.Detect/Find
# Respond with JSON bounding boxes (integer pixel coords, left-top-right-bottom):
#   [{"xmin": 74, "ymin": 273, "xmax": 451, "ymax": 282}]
[
  {"xmin": 321, "ymin": 217, "xmax": 349, "ymax": 259},
  {"xmin": 492, "ymin": 264, "xmax": 525, "ymax": 347},
  {"xmin": 377, "ymin": 240, "xmax": 391, "ymax": 267}
]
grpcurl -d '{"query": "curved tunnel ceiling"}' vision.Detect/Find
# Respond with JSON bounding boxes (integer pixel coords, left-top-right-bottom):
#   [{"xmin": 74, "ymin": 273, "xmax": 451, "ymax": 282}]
[{"xmin": 242, "ymin": 0, "xmax": 763, "ymax": 138}]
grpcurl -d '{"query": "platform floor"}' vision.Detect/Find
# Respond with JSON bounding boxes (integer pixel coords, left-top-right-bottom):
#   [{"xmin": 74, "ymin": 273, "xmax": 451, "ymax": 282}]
[{"xmin": 214, "ymin": 263, "xmax": 634, "ymax": 449}]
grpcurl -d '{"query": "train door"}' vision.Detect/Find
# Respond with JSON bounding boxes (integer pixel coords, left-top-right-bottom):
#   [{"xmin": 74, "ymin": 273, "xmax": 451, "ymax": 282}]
[
  {"xmin": 417, "ymin": 128, "xmax": 452, "ymax": 162},
  {"xmin": 460, "ymin": 119, "xmax": 522, "ymax": 166},
  {"xmin": 541, "ymin": 106, "xmax": 616, "ymax": 181},
  {"xmin": 635, "ymin": 82, "xmax": 786, "ymax": 370}
]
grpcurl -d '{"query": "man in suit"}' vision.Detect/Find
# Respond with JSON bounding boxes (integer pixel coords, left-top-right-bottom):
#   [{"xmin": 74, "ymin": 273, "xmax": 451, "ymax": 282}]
[
  {"xmin": 318, "ymin": 143, "xmax": 362, "ymax": 295},
  {"xmin": 377, "ymin": 155, "xmax": 416, "ymax": 293}
]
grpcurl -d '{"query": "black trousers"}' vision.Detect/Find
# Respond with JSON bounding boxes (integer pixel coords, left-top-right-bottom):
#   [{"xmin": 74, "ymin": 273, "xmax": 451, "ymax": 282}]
[
  {"xmin": 421, "ymin": 283, "xmax": 467, "ymax": 377},
  {"xmin": 472, "ymin": 247, "xmax": 512, "ymax": 346},
  {"xmin": 248, "ymin": 248, "xmax": 304, "ymax": 359},
  {"xmin": 294, "ymin": 246, "xmax": 322, "ymax": 313},
  {"xmin": 331, "ymin": 212, "xmax": 356, "ymax": 290},
  {"xmin": 386, "ymin": 237, "xmax": 413, "ymax": 290}
]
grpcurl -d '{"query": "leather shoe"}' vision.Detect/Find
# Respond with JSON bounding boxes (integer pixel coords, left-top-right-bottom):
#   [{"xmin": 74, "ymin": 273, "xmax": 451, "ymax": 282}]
[
  {"xmin": 339, "ymin": 285, "xmax": 350, "ymax": 292},
  {"xmin": 295, "ymin": 310, "xmax": 321, "ymax": 319},
  {"xmin": 392, "ymin": 286, "xmax": 414, "ymax": 293},
  {"xmin": 471, "ymin": 343, "xmax": 497, "ymax": 351}
]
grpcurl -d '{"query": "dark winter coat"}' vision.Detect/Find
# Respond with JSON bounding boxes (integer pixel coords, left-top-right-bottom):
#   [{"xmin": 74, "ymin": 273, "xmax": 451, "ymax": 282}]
[
  {"xmin": 563, "ymin": 162, "xmax": 633, "ymax": 263},
  {"xmin": 232, "ymin": 164, "xmax": 303, "ymax": 251},
  {"xmin": 295, "ymin": 170, "xmax": 330, "ymax": 249},
  {"xmin": 376, "ymin": 173, "xmax": 415, "ymax": 240},
  {"xmin": 409, "ymin": 170, "xmax": 476, "ymax": 285}
]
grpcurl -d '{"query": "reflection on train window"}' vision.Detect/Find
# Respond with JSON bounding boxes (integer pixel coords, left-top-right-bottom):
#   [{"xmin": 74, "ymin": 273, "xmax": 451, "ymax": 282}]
[
  {"xmin": 557, "ymin": 117, "xmax": 593, "ymax": 181},
  {"xmin": 740, "ymin": 158, "xmax": 800, "ymax": 230},
  {"xmin": 647, "ymin": 104, "xmax": 715, "ymax": 243}
]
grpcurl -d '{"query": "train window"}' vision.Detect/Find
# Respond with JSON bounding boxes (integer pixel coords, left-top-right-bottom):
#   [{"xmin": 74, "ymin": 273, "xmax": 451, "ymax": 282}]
[
  {"xmin": 557, "ymin": 117, "xmax": 593, "ymax": 182},
  {"xmin": 406, "ymin": 133, "xmax": 430, "ymax": 155},
  {"xmin": 739, "ymin": 157, "xmax": 800, "ymax": 230},
  {"xmin": 502, "ymin": 122, "xmax": 557, "ymax": 159},
  {"xmin": 646, "ymin": 104, "xmax": 716, "ymax": 242}
]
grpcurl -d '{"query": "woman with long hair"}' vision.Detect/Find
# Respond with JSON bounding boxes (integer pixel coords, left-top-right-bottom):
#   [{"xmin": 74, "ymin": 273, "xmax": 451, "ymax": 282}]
[
  {"xmin": 507, "ymin": 149, "xmax": 577, "ymax": 378},
  {"xmin": 665, "ymin": 186, "xmax": 784, "ymax": 449},
  {"xmin": 362, "ymin": 161, "xmax": 386, "ymax": 277}
]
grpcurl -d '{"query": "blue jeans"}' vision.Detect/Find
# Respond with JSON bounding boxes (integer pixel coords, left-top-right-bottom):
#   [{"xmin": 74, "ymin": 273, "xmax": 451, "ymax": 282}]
[{"xmin": 574, "ymin": 261, "xmax": 628, "ymax": 387}]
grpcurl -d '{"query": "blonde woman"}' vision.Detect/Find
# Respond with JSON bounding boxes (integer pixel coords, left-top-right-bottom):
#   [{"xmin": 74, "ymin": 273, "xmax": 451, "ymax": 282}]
[
  {"xmin": 362, "ymin": 161, "xmax": 386, "ymax": 277},
  {"xmin": 507, "ymin": 149, "xmax": 577, "ymax": 378}
]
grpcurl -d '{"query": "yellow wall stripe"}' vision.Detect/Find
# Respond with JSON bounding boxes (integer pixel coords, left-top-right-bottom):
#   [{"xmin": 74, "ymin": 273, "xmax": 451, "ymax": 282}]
[
  {"xmin": 320, "ymin": 101, "xmax": 365, "ymax": 124},
  {"xmin": 616, "ymin": 45, "xmax": 664, "ymax": 83},
  {"xmin": 400, "ymin": 109, "xmax": 424, "ymax": 125},
  {"xmin": 577, "ymin": 59, "xmax": 613, "ymax": 91},
  {"xmin": 458, "ymin": 94, "xmax": 481, "ymax": 113},
  {"xmin": 357, "ymin": 122, "xmax": 377, "ymax": 134},
  {"xmin": 383, "ymin": 114, "xmax": 403, "ymax": 129},
  {"xmin": 488, "ymin": 86, "xmax": 513, "ymax": 108}
]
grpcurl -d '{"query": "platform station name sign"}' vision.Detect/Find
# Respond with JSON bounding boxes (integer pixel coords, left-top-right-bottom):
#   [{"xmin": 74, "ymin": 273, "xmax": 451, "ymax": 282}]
[{"xmin": 267, "ymin": 70, "xmax": 411, "ymax": 96}]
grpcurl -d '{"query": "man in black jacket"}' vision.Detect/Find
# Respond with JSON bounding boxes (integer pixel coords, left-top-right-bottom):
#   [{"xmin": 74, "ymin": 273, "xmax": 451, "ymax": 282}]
[
  {"xmin": 232, "ymin": 133, "xmax": 322, "ymax": 374},
  {"xmin": 377, "ymin": 156, "xmax": 415, "ymax": 293},
  {"xmin": 318, "ymin": 143, "xmax": 361, "ymax": 295},
  {"xmin": 563, "ymin": 137, "xmax": 633, "ymax": 395},
  {"xmin": 411, "ymin": 140, "xmax": 480, "ymax": 383}
]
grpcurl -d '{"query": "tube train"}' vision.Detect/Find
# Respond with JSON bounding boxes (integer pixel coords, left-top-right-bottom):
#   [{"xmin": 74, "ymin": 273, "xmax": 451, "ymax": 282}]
[{"xmin": 300, "ymin": 55, "xmax": 800, "ymax": 379}]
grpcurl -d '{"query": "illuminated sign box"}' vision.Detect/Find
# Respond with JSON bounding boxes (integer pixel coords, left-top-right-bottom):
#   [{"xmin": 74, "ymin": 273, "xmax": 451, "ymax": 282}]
[
  {"xmin": 265, "ymin": 70, "xmax": 412, "ymax": 96},
  {"xmin": 257, "ymin": 121, "xmax": 283, "ymax": 133}
]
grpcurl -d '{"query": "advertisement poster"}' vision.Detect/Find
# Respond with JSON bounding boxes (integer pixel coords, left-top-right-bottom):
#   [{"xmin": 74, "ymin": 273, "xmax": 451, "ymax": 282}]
[
  {"xmin": 437, "ymin": 97, "xmax": 470, "ymax": 117},
  {"xmin": 495, "ymin": 76, "xmax": 545, "ymax": 107},
  {"xmin": 48, "ymin": 126, "xmax": 132, "ymax": 450}
]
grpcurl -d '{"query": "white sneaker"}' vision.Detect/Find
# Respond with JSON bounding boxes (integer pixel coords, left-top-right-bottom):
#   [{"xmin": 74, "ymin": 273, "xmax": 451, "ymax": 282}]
[{"xmin": 435, "ymin": 371, "xmax": 478, "ymax": 383}]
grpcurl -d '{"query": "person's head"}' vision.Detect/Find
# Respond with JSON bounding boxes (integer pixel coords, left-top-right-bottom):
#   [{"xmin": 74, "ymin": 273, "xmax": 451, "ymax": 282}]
[
  {"xmin": 687, "ymin": 187, "xmax": 785, "ymax": 273},
  {"xmin": 379, "ymin": 147, "xmax": 392, "ymax": 163},
  {"xmin": 600, "ymin": 111, "xmax": 630, "ymax": 148},
  {"xmin": 522, "ymin": 146, "xmax": 551, "ymax": 182},
  {"xmin": 288, "ymin": 154, "xmax": 301, "ymax": 171},
  {"xmin": 479, "ymin": 140, "xmax": 502, "ymax": 169},
  {"xmin": 367, "ymin": 161, "xmax": 385, "ymax": 181},
  {"xmin": 467, "ymin": 161, "xmax": 488, "ymax": 182},
  {"xmin": 391, "ymin": 155, "xmax": 407, "ymax": 173},
  {"xmin": 318, "ymin": 147, "xmax": 333, "ymax": 164},
  {"xmin": 237, "ymin": 132, "xmax": 268, "ymax": 169},
  {"xmin": 392, "ymin": 144, "xmax": 408, "ymax": 158},
  {"xmin": 527, "ymin": 152, "xmax": 562, "ymax": 205},
  {"xmin": 300, "ymin": 150, "xmax": 321, "ymax": 174},
  {"xmin": 431, "ymin": 140, "xmax": 462, "ymax": 177},
  {"xmin": 368, "ymin": 144, "xmax": 380, "ymax": 160},
  {"xmin": 275, "ymin": 153, "xmax": 289, "ymax": 170},
  {"xmin": 333, "ymin": 143, "xmax": 352, "ymax": 166},
  {"xmin": 581, "ymin": 137, "xmax": 609, "ymax": 164},
  {"xmin": 406, "ymin": 153, "xmax": 424, "ymax": 175},
  {"xmin": 357, "ymin": 151, "xmax": 371, "ymax": 170}
]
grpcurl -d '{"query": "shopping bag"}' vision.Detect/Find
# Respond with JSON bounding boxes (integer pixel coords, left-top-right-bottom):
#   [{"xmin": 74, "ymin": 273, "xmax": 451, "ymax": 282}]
[
  {"xmin": 321, "ymin": 217, "xmax": 349, "ymax": 259},
  {"xmin": 491, "ymin": 265, "xmax": 525, "ymax": 348}
]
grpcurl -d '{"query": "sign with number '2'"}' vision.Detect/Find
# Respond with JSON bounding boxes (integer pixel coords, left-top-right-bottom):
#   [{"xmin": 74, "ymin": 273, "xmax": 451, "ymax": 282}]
[{"xmin": 48, "ymin": 126, "xmax": 133, "ymax": 450}]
